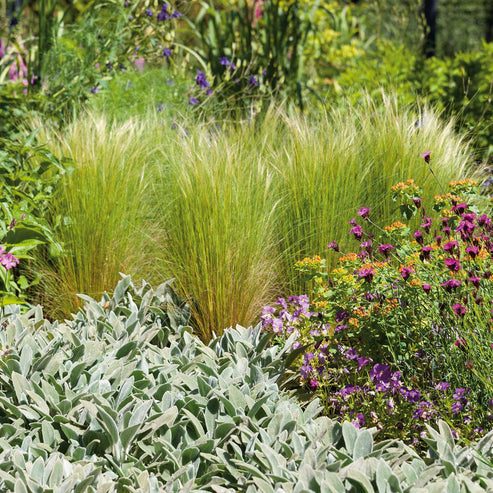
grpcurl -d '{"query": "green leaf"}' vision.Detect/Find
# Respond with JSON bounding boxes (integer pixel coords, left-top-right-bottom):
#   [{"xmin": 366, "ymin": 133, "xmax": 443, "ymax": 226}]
[
  {"xmin": 353, "ymin": 430, "xmax": 373, "ymax": 460},
  {"xmin": 342, "ymin": 421, "xmax": 357, "ymax": 452},
  {"xmin": 95, "ymin": 404, "xmax": 119, "ymax": 447},
  {"xmin": 120, "ymin": 423, "xmax": 142, "ymax": 452}
]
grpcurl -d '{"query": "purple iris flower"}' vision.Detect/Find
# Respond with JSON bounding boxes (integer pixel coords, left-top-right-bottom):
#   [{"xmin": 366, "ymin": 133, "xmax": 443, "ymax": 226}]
[{"xmin": 195, "ymin": 70, "xmax": 210, "ymax": 89}]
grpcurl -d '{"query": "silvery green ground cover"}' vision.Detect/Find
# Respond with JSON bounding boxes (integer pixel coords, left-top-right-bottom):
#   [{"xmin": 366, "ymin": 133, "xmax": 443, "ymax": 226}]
[{"xmin": 0, "ymin": 276, "xmax": 492, "ymax": 492}]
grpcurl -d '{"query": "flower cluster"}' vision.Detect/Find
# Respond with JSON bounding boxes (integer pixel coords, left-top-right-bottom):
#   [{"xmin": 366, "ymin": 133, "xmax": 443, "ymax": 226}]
[{"xmin": 265, "ymin": 156, "xmax": 493, "ymax": 447}]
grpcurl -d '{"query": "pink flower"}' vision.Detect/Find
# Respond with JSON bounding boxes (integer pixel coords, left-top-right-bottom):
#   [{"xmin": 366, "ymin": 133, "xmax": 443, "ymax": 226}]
[
  {"xmin": 420, "ymin": 151, "xmax": 431, "ymax": 163},
  {"xmin": 0, "ymin": 252, "xmax": 19, "ymax": 270}
]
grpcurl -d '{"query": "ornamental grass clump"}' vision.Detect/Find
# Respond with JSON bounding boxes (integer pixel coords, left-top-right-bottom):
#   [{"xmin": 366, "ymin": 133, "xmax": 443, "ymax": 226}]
[{"xmin": 263, "ymin": 163, "xmax": 493, "ymax": 448}]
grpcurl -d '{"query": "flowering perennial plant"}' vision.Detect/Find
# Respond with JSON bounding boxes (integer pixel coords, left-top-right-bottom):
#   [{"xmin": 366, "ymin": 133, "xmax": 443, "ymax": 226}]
[{"xmin": 263, "ymin": 162, "xmax": 493, "ymax": 447}]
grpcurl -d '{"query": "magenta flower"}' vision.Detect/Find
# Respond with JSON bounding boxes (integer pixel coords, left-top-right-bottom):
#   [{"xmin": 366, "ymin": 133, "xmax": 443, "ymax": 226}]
[
  {"xmin": 349, "ymin": 225, "xmax": 364, "ymax": 240},
  {"xmin": 422, "ymin": 284, "xmax": 431, "ymax": 294},
  {"xmin": 357, "ymin": 207, "xmax": 371, "ymax": 219},
  {"xmin": 444, "ymin": 258, "xmax": 462, "ymax": 272},
  {"xmin": 413, "ymin": 197, "xmax": 423, "ymax": 208},
  {"xmin": 360, "ymin": 240, "xmax": 372, "ymax": 254},
  {"xmin": 358, "ymin": 267, "xmax": 375, "ymax": 283},
  {"xmin": 400, "ymin": 266, "xmax": 414, "ymax": 280},
  {"xmin": 421, "ymin": 216, "xmax": 433, "ymax": 234},
  {"xmin": 451, "ymin": 203, "xmax": 468, "ymax": 214},
  {"xmin": 377, "ymin": 244, "xmax": 395, "ymax": 256},
  {"xmin": 420, "ymin": 246, "xmax": 432, "ymax": 261},
  {"xmin": 443, "ymin": 240, "xmax": 459, "ymax": 252},
  {"xmin": 465, "ymin": 246, "xmax": 479, "ymax": 258},
  {"xmin": 441, "ymin": 278, "xmax": 462, "ymax": 292},
  {"xmin": 469, "ymin": 276, "xmax": 480, "ymax": 287},
  {"xmin": 414, "ymin": 230, "xmax": 423, "ymax": 244},
  {"xmin": 327, "ymin": 241, "xmax": 339, "ymax": 252},
  {"xmin": 452, "ymin": 303, "xmax": 467, "ymax": 317},
  {"xmin": 420, "ymin": 151, "xmax": 431, "ymax": 163},
  {"xmin": 0, "ymin": 252, "xmax": 19, "ymax": 270}
]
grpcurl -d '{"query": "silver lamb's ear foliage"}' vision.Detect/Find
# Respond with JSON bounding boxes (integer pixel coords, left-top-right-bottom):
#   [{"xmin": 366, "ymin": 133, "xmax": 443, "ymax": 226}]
[{"xmin": 1, "ymin": 277, "xmax": 493, "ymax": 491}]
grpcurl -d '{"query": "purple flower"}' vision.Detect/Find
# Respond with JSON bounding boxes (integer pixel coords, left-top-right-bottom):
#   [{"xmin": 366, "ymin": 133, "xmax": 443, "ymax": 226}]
[
  {"xmin": 189, "ymin": 96, "xmax": 199, "ymax": 105},
  {"xmin": 400, "ymin": 266, "xmax": 414, "ymax": 280},
  {"xmin": 453, "ymin": 388, "xmax": 466, "ymax": 400},
  {"xmin": 327, "ymin": 241, "xmax": 339, "ymax": 252},
  {"xmin": 465, "ymin": 246, "xmax": 479, "ymax": 258},
  {"xmin": 350, "ymin": 225, "xmax": 364, "ymax": 240},
  {"xmin": 145, "ymin": 8, "xmax": 153, "ymax": 17},
  {"xmin": 422, "ymin": 284, "xmax": 431, "ymax": 294},
  {"xmin": 435, "ymin": 381, "xmax": 450, "ymax": 391},
  {"xmin": 219, "ymin": 56, "xmax": 236, "ymax": 69},
  {"xmin": 304, "ymin": 352, "xmax": 315, "ymax": 364},
  {"xmin": 420, "ymin": 246, "xmax": 432, "ymax": 261},
  {"xmin": 352, "ymin": 413, "xmax": 365, "ymax": 429},
  {"xmin": 195, "ymin": 70, "xmax": 210, "ymax": 89},
  {"xmin": 370, "ymin": 364, "xmax": 391, "ymax": 383},
  {"xmin": 249, "ymin": 75, "xmax": 258, "ymax": 87},
  {"xmin": 414, "ymin": 230, "xmax": 423, "ymax": 244},
  {"xmin": 91, "ymin": 86, "xmax": 100, "ymax": 94},
  {"xmin": 405, "ymin": 389, "xmax": 421, "ymax": 403},
  {"xmin": 162, "ymin": 47, "xmax": 172, "ymax": 58},
  {"xmin": 421, "ymin": 217, "xmax": 433, "ymax": 234},
  {"xmin": 157, "ymin": 103, "xmax": 164, "ymax": 112},
  {"xmin": 468, "ymin": 276, "xmax": 480, "ymax": 287},
  {"xmin": 452, "ymin": 303, "xmax": 467, "ymax": 317},
  {"xmin": 451, "ymin": 401, "xmax": 463, "ymax": 414},
  {"xmin": 441, "ymin": 278, "xmax": 462, "ymax": 292},
  {"xmin": 420, "ymin": 151, "xmax": 431, "ymax": 163},
  {"xmin": 360, "ymin": 240, "xmax": 372, "ymax": 254},
  {"xmin": 357, "ymin": 356, "xmax": 371, "ymax": 371},
  {"xmin": 413, "ymin": 197, "xmax": 423, "ymax": 208},
  {"xmin": 444, "ymin": 258, "xmax": 462, "ymax": 272},
  {"xmin": 0, "ymin": 252, "xmax": 19, "ymax": 270},
  {"xmin": 451, "ymin": 203, "xmax": 468, "ymax": 214},
  {"xmin": 345, "ymin": 348, "xmax": 358, "ymax": 360},
  {"xmin": 377, "ymin": 244, "xmax": 395, "ymax": 256},
  {"xmin": 358, "ymin": 267, "xmax": 375, "ymax": 283},
  {"xmin": 358, "ymin": 207, "xmax": 371, "ymax": 219},
  {"xmin": 157, "ymin": 10, "xmax": 169, "ymax": 21},
  {"xmin": 300, "ymin": 364, "xmax": 312, "ymax": 379},
  {"xmin": 171, "ymin": 10, "xmax": 182, "ymax": 18}
]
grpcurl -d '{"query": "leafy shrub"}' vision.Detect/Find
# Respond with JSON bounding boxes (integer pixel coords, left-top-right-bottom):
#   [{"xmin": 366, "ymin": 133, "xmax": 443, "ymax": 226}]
[
  {"xmin": 1, "ymin": 275, "xmax": 493, "ymax": 491},
  {"xmin": 186, "ymin": 0, "xmax": 322, "ymax": 111},
  {"xmin": 262, "ymin": 167, "xmax": 493, "ymax": 448},
  {"xmin": 0, "ymin": 131, "xmax": 65, "ymax": 304},
  {"xmin": 332, "ymin": 40, "xmax": 493, "ymax": 162}
]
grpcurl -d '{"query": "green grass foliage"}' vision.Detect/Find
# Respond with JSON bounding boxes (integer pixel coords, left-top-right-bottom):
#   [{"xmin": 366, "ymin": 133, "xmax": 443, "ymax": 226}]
[{"xmin": 32, "ymin": 96, "xmax": 473, "ymax": 340}]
